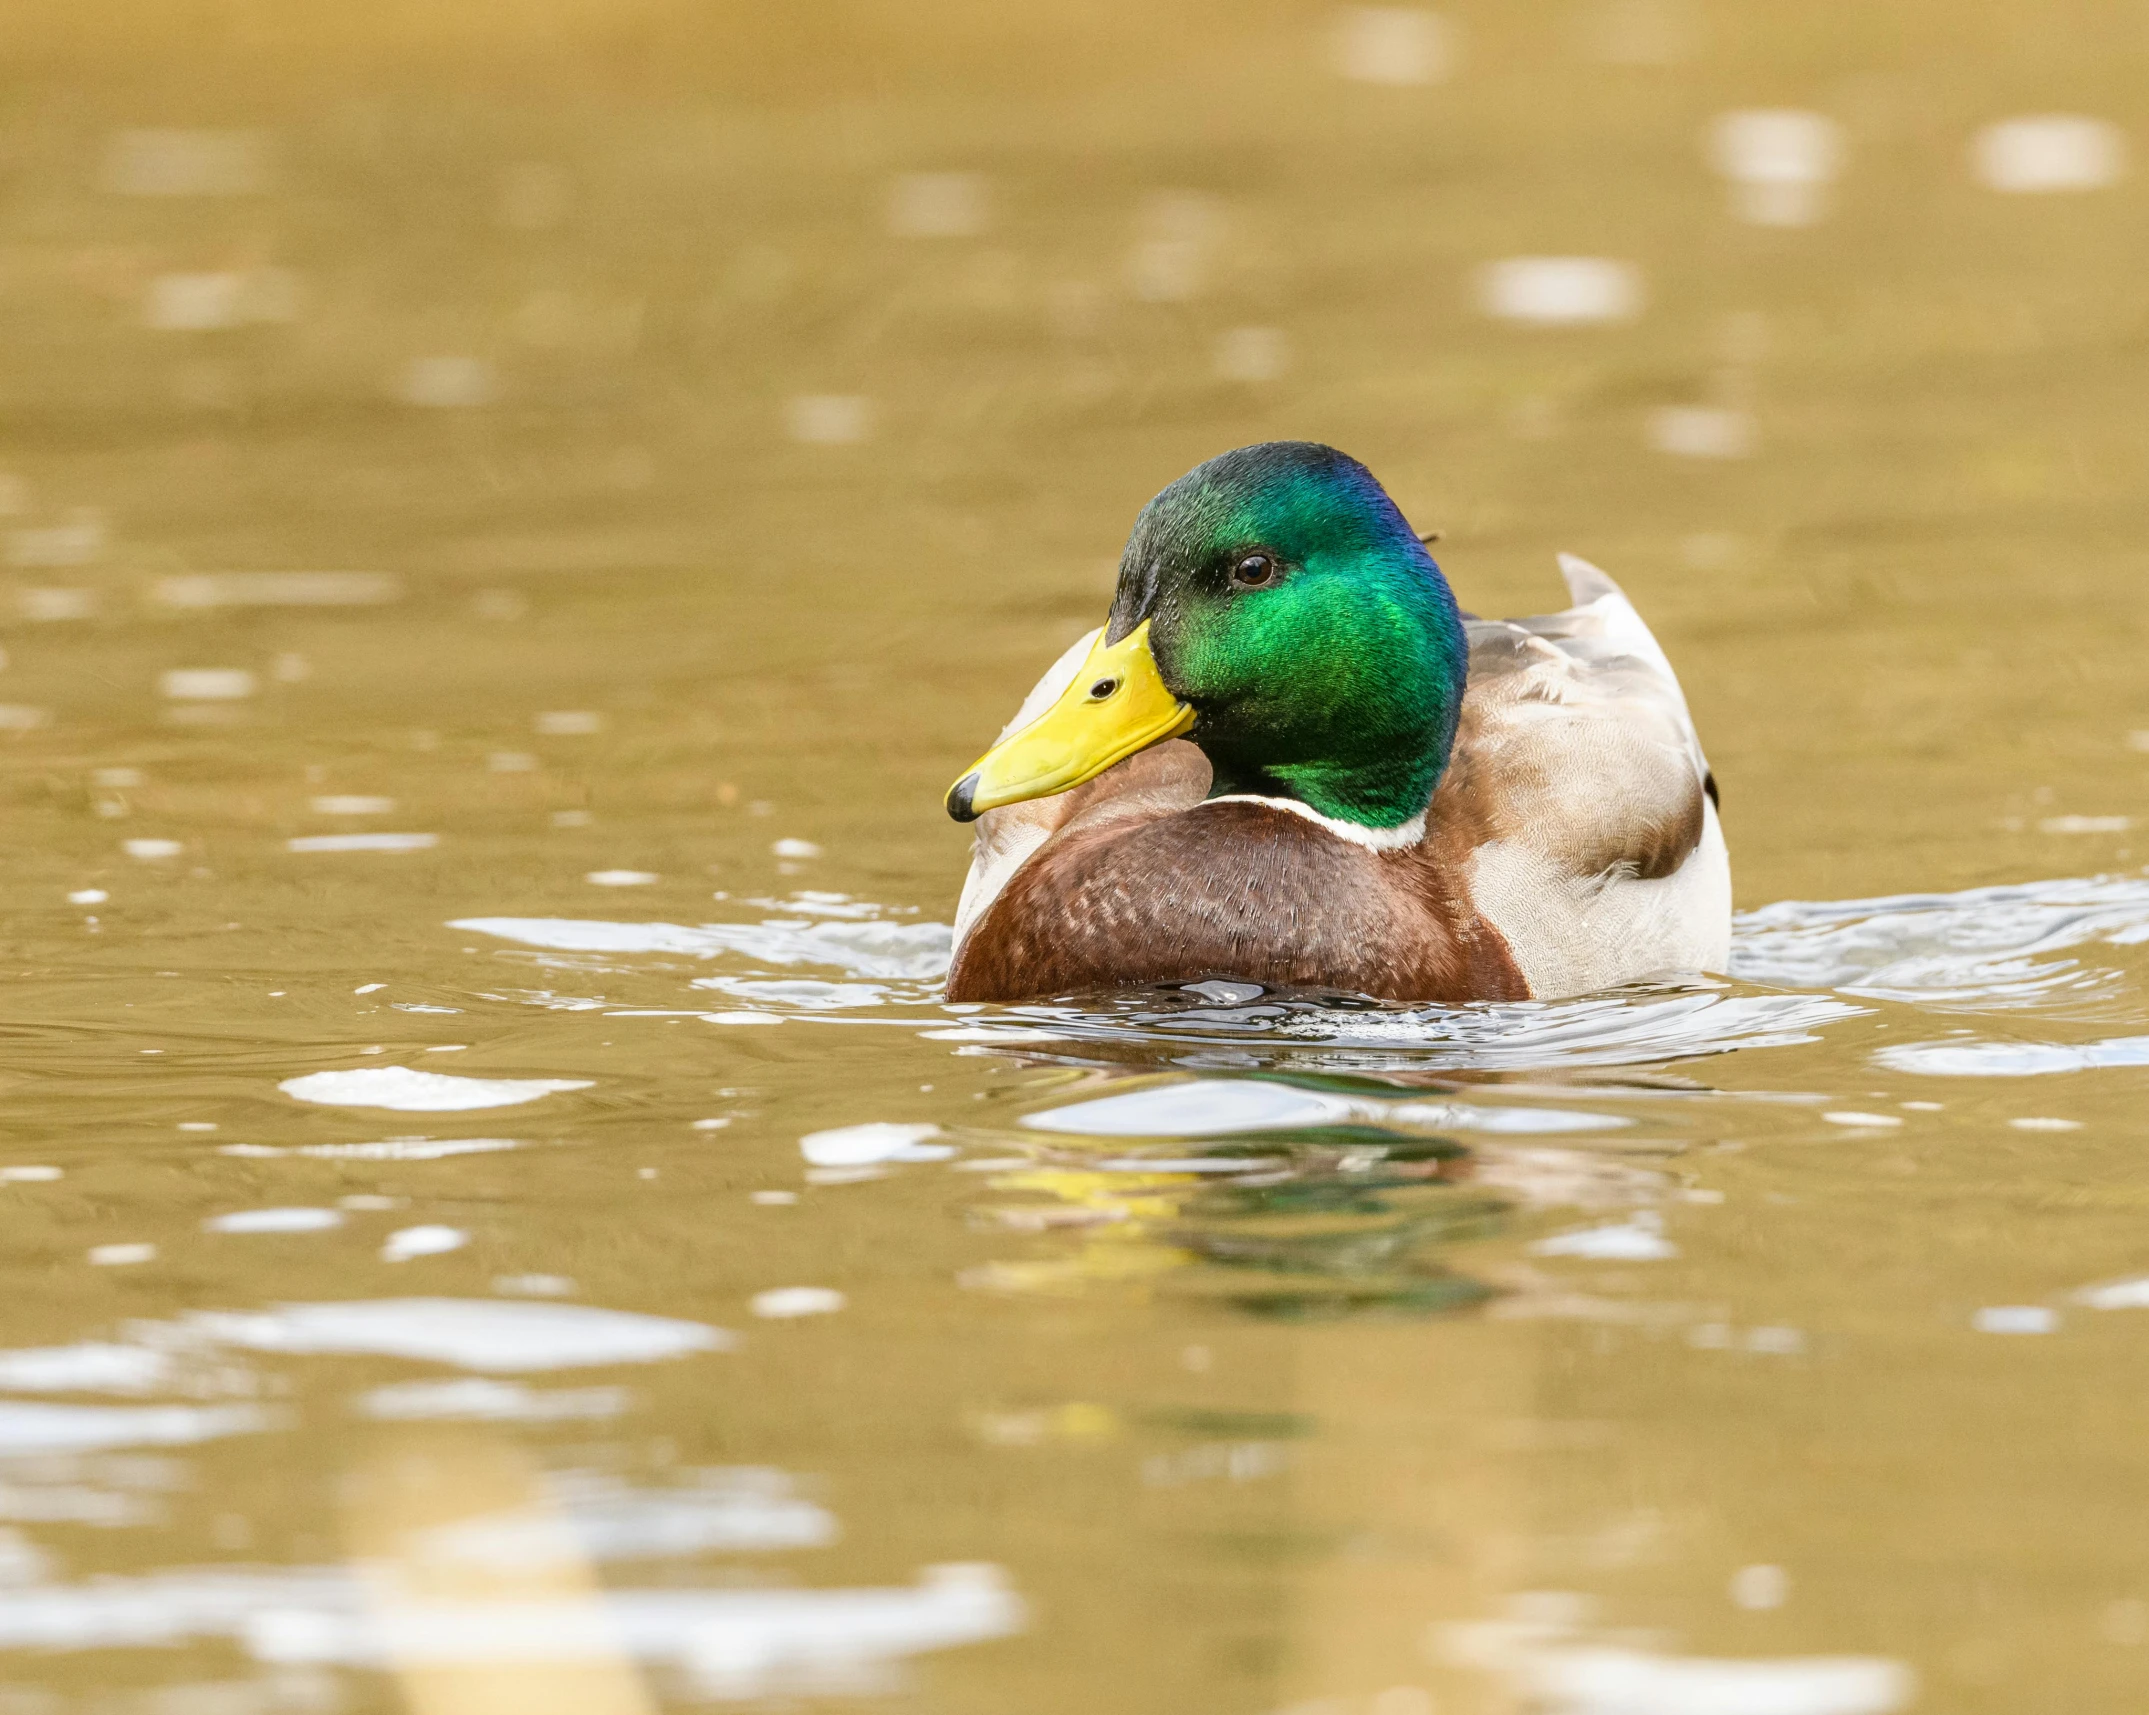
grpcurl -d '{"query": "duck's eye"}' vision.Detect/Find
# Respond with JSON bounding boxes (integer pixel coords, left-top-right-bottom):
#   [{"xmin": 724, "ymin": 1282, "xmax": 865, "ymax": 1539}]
[
  {"xmin": 1231, "ymin": 552, "xmax": 1278, "ymax": 589},
  {"xmin": 1088, "ymin": 677, "xmax": 1120, "ymax": 700}
]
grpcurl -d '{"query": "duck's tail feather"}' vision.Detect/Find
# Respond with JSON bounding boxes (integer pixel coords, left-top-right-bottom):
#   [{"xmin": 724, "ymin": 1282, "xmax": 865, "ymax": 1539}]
[{"xmin": 1556, "ymin": 551, "xmax": 1623, "ymax": 606}]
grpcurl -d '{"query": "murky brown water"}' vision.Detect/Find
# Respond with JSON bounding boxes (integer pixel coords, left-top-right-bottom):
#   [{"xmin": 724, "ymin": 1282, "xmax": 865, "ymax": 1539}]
[{"xmin": 4, "ymin": 3, "xmax": 2149, "ymax": 1711}]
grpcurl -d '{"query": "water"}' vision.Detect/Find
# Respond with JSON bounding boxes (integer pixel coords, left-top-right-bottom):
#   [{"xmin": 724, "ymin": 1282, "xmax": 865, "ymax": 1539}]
[{"xmin": 5, "ymin": 3, "xmax": 2149, "ymax": 1710}]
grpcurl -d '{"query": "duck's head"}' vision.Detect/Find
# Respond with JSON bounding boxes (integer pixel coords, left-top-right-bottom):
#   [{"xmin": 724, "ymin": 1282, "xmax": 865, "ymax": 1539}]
[{"xmin": 946, "ymin": 441, "xmax": 1468, "ymax": 838}]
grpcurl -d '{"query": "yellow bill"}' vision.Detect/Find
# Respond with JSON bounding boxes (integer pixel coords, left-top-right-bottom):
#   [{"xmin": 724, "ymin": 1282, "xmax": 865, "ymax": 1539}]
[{"xmin": 946, "ymin": 621, "xmax": 1194, "ymax": 822}]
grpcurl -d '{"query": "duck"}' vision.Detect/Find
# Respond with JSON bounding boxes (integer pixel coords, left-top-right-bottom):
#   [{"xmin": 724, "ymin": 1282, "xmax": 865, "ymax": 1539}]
[{"xmin": 941, "ymin": 441, "xmax": 1730, "ymax": 1005}]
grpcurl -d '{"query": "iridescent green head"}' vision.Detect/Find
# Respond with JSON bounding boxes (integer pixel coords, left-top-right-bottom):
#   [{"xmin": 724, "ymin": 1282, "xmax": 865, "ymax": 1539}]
[
  {"xmin": 1104, "ymin": 441, "xmax": 1468, "ymax": 831},
  {"xmin": 943, "ymin": 442, "xmax": 1469, "ymax": 831}
]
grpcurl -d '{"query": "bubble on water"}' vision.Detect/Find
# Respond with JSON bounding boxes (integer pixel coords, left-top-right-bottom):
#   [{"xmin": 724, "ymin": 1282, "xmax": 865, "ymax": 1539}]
[
  {"xmin": 180, "ymin": 1297, "xmax": 732, "ymax": 1370},
  {"xmin": 142, "ymin": 268, "xmax": 299, "ymax": 332},
  {"xmin": 1649, "ymin": 405, "xmax": 1756, "ymax": 459},
  {"xmin": 799, "ymin": 1123, "xmax": 951, "ymax": 1167},
  {"xmin": 1126, "ymin": 191, "xmax": 1224, "ymax": 303},
  {"xmin": 454, "ymin": 913, "xmax": 954, "ymax": 981},
  {"xmin": 1125, "ymin": 239, "xmax": 1198, "ymax": 302},
  {"xmin": 0, "ymin": 1558, "xmax": 1023, "ymax": 1694},
  {"xmin": 424, "ymin": 1469, "xmax": 838, "ymax": 1567},
  {"xmin": 785, "ymin": 395, "xmax": 874, "ymax": 445},
  {"xmin": 143, "ymin": 271, "xmax": 244, "ymax": 333},
  {"xmin": 104, "ymin": 129, "xmax": 270, "ymax": 196},
  {"xmin": 160, "ymin": 668, "xmax": 254, "ymax": 701},
  {"xmin": 0, "ymin": 1166, "xmax": 61, "ymax": 1183},
  {"xmin": 395, "ymin": 356, "xmax": 497, "ymax": 408},
  {"xmin": 0, "ymin": 1343, "xmax": 175, "ymax": 1394},
  {"xmin": 2102, "ymin": 1597, "xmax": 2149, "ymax": 1646},
  {"xmin": 123, "ymin": 839, "xmax": 183, "ymax": 860},
  {"xmin": 2072, "ymin": 1276, "xmax": 2149, "ymax": 1310},
  {"xmin": 1022, "ymin": 1079, "xmax": 1626, "ymax": 1137},
  {"xmin": 1531, "ymin": 1212, "xmax": 1678, "ymax": 1261},
  {"xmin": 279, "ymin": 1068, "xmax": 591, "ymax": 1111},
  {"xmin": 467, "ymin": 585, "xmax": 531, "ymax": 626},
  {"xmin": 286, "ymin": 833, "xmax": 437, "ymax": 853},
  {"xmin": 1478, "ymin": 258, "xmax": 1642, "ymax": 325},
  {"xmin": 1973, "ymin": 1305, "xmax": 2057, "ymax": 1335},
  {"xmin": 1214, "ymin": 326, "xmax": 1290, "ymax": 383},
  {"xmin": 2039, "ymin": 815, "xmax": 2129, "ymax": 834},
  {"xmin": 303, "ymin": 1139, "xmax": 516, "ymax": 1164},
  {"xmin": 1181, "ymin": 980, "xmax": 1266, "ymax": 1006},
  {"xmin": 1518, "ymin": 1648, "xmax": 1909, "ymax": 1714},
  {"xmin": 703, "ymin": 1011, "xmax": 784, "ymax": 1025},
  {"xmin": 0, "ymin": 706, "xmax": 50, "ymax": 732},
  {"xmin": 204, "ymin": 1208, "xmax": 344, "ymax": 1235},
  {"xmin": 1707, "ymin": 110, "xmax": 1844, "ymax": 225},
  {"xmin": 494, "ymin": 1273, "xmax": 578, "ymax": 1297},
  {"xmin": 1333, "ymin": 7, "xmax": 1454, "ymax": 85},
  {"xmin": 8, "ymin": 509, "xmax": 105, "ymax": 571},
  {"xmin": 695, "ymin": 978, "xmax": 884, "ymax": 1011},
  {"xmin": 1025, "ymin": 1081, "xmax": 1348, "ymax": 1136},
  {"xmin": 1876, "ymin": 1035, "xmax": 2149, "ymax": 1077},
  {"xmin": 67, "ymin": 888, "xmax": 107, "ymax": 905},
  {"xmin": 152, "ymin": 572, "xmax": 400, "ymax": 608},
  {"xmin": 1730, "ymin": 1563, "xmax": 1790, "ymax": 1609},
  {"xmin": 886, "ymin": 171, "xmax": 990, "ymax": 237},
  {"xmin": 1973, "ymin": 116, "xmax": 2126, "ymax": 193},
  {"xmin": 586, "ymin": 869, "xmax": 659, "ymax": 886},
  {"xmin": 2008, "ymin": 1116, "xmax": 2082, "ymax": 1131},
  {"xmin": 17, "ymin": 586, "xmax": 97, "ymax": 619},
  {"xmin": 1821, "ymin": 1111, "xmax": 1902, "ymax": 1128},
  {"xmin": 310, "ymin": 796, "xmax": 393, "ymax": 816},
  {"xmin": 770, "ymin": 890, "xmax": 878, "ymax": 918},
  {"xmin": 380, "ymin": 1225, "xmax": 468, "ymax": 1263},
  {"xmin": 751, "ymin": 1287, "xmax": 846, "ymax": 1319},
  {"xmin": 0, "ymin": 1402, "xmax": 271, "ymax": 1457},
  {"xmin": 535, "ymin": 710, "xmax": 604, "ymax": 735},
  {"xmin": 88, "ymin": 1243, "xmax": 156, "ymax": 1267}
]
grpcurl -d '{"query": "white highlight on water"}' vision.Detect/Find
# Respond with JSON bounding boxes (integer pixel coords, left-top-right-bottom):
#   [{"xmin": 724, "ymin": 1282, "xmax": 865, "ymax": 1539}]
[
  {"xmin": 181, "ymin": 1298, "xmax": 732, "ymax": 1371},
  {"xmin": 279, "ymin": 1068, "xmax": 591, "ymax": 1111},
  {"xmin": 799, "ymin": 1124, "xmax": 952, "ymax": 1167}
]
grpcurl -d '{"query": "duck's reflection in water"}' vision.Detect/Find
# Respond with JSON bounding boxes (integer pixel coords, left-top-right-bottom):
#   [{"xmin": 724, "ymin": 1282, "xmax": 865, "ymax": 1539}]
[
  {"xmin": 290, "ymin": 1435, "xmax": 1025, "ymax": 1705},
  {"xmin": 338, "ymin": 1436, "xmax": 659, "ymax": 1715}
]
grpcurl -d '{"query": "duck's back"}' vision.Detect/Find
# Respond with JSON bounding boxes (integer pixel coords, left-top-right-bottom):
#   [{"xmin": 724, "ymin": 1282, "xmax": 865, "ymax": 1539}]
[
  {"xmin": 946, "ymin": 556, "xmax": 1729, "ymax": 1003},
  {"xmin": 1438, "ymin": 554, "xmax": 1731, "ymax": 996}
]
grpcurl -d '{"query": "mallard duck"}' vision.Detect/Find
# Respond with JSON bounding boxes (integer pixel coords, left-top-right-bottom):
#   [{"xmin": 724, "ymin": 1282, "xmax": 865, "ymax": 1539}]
[{"xmin": 942, "ymin": 442, "xmax": 1730, "ymax": 1004}]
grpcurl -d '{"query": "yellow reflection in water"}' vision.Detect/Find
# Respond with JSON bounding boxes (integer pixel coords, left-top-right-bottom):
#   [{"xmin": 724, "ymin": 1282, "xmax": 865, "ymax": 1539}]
[{"xmin": 342, "ymin": 1435, "xmax": 658, "ymax": 1715}]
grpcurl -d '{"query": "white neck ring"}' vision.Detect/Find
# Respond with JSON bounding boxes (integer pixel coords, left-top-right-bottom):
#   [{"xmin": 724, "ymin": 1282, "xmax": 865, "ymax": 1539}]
[{"xmin": 1205, "ymin": 793, "xmax": 1428, "ymax": 851}]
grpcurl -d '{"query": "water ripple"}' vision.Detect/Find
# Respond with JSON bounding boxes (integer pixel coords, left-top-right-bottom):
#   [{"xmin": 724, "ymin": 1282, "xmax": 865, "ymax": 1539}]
[{"xmin": 1734, "ymin": 872, "xmax": 2149, "ymax": 1014}]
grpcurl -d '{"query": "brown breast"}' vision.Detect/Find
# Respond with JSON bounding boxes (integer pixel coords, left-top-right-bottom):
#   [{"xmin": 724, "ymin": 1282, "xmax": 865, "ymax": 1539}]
[{"xmin": 944, "ymin": 798, "xmax": 1526, "ymax": 1004}]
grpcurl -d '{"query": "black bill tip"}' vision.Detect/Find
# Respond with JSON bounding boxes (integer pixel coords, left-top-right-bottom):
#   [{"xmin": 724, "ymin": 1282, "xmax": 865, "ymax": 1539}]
[{"xmin": 945, "ymin": 771, "xmax": 981, "ymax": 823}]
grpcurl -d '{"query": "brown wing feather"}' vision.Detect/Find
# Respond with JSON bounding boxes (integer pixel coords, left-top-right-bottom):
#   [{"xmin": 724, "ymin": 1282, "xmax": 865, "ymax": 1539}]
[{"xmin": 1445, "ymin": 573, "xmax": 1709, "ymax": 885}]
